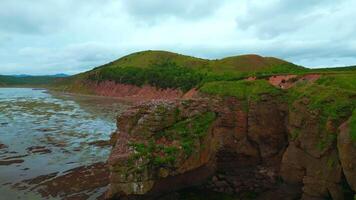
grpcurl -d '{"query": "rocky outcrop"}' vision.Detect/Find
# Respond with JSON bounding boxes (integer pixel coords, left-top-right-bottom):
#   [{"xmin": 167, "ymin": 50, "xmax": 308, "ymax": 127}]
[
  {"xmin": 281, "ymin": 98, "xmax": 353, "ymax": 200},
  {"xmin": 107, "ymin": 99, "xmax": 219, "ymax": 199},
  {"xmin": 107, "ymin": 94, "xmax": 293, "ymax": 199},
  {"xmin": 106, "ymin": 93, "xmax": 355, "ymax": 199},
  {"xmin": 338, "ymin": 119, "xmax": 356, "ymax": 192}
]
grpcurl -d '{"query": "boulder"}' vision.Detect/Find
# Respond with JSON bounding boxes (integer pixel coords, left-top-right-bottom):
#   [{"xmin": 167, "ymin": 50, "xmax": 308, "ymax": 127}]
[{"xmin": 338, "ymin": 119, "xmax": 356, "ymax": 192}]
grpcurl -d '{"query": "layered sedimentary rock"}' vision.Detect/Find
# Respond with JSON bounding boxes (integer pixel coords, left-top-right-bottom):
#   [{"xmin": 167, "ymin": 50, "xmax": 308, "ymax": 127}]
[
  {"xmin": 281, "ymin": 98, "xmax": 345, "ymax": 200},
  {"xmin": 107, "ymin": 95, "xmax": 355, "ymax": 199},
  {"xmin": 107, "ymin": 99, "xmax": 219, "ymax": 199}
]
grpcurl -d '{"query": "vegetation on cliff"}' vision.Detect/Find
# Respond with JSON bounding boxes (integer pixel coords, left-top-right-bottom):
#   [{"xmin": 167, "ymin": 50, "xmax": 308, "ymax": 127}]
[
  {"xmin": 89, "ymin": 61, "xmax": 204, "ymax": 92},
  {"xmin": 288, "ymin": 74, "xmax": 356, "ymax": 144},
  {"xmin": 130, "ymin": 111, "xmax": 216, "ymax": 168}
]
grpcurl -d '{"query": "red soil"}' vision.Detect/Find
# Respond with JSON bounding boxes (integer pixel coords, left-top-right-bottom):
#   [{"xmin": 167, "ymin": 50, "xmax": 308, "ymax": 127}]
[
  {"xmin": 300, "ymin": 74, "xmax": 321, "ymax": 82},
  {"xmin": 90, "ymin": 81, "xmax": 183, "ymax": 103},
  {"xmin": 268, "ymin": 74, "xmax": 321, "ymax": 89},
  {"xmin": 268, "ymin": 75, "xmax": 298, "ymax": 89},
  {"xmin": 85, "ymin": 74, "xmax": 321, "ymax": 102}
]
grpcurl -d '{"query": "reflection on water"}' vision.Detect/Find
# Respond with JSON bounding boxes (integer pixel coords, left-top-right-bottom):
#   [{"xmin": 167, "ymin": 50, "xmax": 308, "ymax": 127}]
[{"xmin": 0, "ymin": 88, "xmax": 129, "ymax": 199}]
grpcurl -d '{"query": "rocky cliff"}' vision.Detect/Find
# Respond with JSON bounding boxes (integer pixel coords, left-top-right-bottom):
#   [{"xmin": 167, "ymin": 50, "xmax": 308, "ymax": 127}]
[{"xmin": 106, "ymin": 88, "xmax": 355, "ymax": 200}]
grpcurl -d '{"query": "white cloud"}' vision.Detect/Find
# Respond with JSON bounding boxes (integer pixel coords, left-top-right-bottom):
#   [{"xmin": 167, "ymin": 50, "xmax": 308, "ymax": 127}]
[{"xmin": 0, "ymin": 0, "xmax": 356, "ymax": 75}]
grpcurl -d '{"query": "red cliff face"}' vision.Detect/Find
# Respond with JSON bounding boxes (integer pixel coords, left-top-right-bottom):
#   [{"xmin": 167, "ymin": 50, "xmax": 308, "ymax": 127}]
[
  {"xmin": 83, "ymin": 74, "xmax": 355, "ymax": 199},
  {"xmin": 106, "ymin": 95, "xmax": 296, "ymax": 199},
  {"xmin": 89, "ymin": 81, "xmax": 183, "ymax": 102},
  {"xmin": 106, "ymin": 93, "xmax": 355, "ymax": 199},
  {"xmin": 268, "ymin": 74, "xmax": 320, "ymax": 89}
]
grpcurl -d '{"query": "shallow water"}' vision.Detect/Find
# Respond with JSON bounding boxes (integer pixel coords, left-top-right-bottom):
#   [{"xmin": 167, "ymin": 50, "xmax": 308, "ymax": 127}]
[{"xmin": 0, "ymin": 88, "xmax": 129, "ymax": 199}]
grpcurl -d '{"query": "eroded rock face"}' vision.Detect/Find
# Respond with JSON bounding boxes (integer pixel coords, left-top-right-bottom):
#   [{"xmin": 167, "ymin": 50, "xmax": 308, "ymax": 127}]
[
  {"xmin": 107, "ymin": 96, "xmax": 355, "ymax": 199},
  {"xmin": 338, "ymin": 119, "xmax": 356, "ymax": 192},
  {"xmin": 107, "ymin": 96, "xmax": 292, "ymax": 199},
  {"xmin": 107, "ymin": 99, "xmax": 219, "ymax": 199},
  {"xmin": 281, "ymin": 99, "xmax": 348, "ymax": 200}
]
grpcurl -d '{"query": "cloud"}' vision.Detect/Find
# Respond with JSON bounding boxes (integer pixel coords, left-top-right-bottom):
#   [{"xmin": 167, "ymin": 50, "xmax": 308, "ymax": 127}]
[
  {"xmin": 236, "ymin": 0, "xmax": 339, "ymax": 39},
  {"xmin": 121, "ymin": 0, "xmax": 226, "ymax": 22},
  {"xmin": 0, "ymin": 0, "xmax": 356, "ymax": 75}
]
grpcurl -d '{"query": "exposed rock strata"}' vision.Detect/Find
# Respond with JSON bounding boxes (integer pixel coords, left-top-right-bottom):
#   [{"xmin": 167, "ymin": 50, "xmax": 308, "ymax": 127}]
[
  {"xmin": 90, "ymin": 81, "xmax": 183, "ymax": 102},
  {"xmin": 107, "ymin": 95, "xmax": 355, "ymax": 199}
]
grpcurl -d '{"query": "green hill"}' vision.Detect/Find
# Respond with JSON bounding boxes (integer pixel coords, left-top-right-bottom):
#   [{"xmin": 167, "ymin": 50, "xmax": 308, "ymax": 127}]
[
  {"xmin": 210, "ymin": 54, "xmax": 304, "ymax": 74},
  {"xmin": 94, "ymin": 50, "xmax": 209, "ymax": 70},
  {"xmin": 93, "ymin": 50, "xmax": 304, "ymax": 74},
  {"xmin": 54, "ymin": 50, "xmax": 307, "ymax": 92}
]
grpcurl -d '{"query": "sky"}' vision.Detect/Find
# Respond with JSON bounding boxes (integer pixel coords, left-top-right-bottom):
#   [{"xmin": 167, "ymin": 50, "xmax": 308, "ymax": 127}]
[{"xmin": 1, "ymin": 0, "xmax": 356, "ymax": 75}]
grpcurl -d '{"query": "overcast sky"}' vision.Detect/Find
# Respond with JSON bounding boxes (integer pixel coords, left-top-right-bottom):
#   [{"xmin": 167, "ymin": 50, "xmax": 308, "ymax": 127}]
[{"xmin": 1, "ymin": 0, "xmax": 356, "ymax": 75}]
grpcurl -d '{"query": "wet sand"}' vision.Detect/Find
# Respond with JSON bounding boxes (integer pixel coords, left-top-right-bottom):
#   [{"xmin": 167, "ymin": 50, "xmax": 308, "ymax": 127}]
[{"xmin": 0, "ymin": 88, "xmax": 129, "ymax": 199}]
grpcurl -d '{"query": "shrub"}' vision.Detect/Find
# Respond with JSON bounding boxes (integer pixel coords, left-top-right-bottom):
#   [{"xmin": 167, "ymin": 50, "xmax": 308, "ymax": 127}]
[{"xmin": 89, "ymin": 61, "xmax": 204, "ymax": 92}]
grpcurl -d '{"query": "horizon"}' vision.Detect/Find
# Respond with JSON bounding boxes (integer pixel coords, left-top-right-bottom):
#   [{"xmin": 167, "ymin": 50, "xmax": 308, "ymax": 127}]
[
  {"xmin": 1, "ymin": 0, "xmax": 356, "ymax": 75},
  {"xmin": 0, "ymin": 50, "xmax": 356, "ymax": 77},
  {"xmin": 1, "ymin": 50, "xmax": 356, "ymax": 76}
]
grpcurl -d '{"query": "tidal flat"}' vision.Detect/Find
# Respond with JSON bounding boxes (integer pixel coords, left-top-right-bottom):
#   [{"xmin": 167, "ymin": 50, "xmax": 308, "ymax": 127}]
[{"xmin": 0, "ymin": 88, "xmax": 129, "ymax": 199}]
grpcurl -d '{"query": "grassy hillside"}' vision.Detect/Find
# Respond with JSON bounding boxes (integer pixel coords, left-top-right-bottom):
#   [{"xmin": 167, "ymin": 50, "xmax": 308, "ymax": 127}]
[
  {"xmin": 51, "ymin": 50, "xmax": 356, "ymax": 141},
  {"xmin": 210, "ymin": 54, "xmax": 305, "ymax": 74},
  {"xmin": 93, "ymin": 50, "xmax": 305, "ymax": 74},
  {"xmin": 93, "ymin": 50, "xmax": 209, "ymax": 70},
  {"xmin": 55, "ymin": 50, "xmax": 307, "ymax": 92}
]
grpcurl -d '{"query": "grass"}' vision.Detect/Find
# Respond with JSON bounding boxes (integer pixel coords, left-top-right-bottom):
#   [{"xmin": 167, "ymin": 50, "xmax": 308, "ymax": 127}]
[
  {"xmin": 287, "ymin": 74, "xmax": 356, "ymax": 145},
  {"xmin": 315, "ymin": 74, "xmax": 356, "ymax": 91},
  {"xmin": 94, "ymin": 50, "xmax": 209, "ymax": 71},
  {"xmin": 200, "ymin": 80, "xmax": 283, "ymax": 101},
  {"xmin": 94, "ymin": 50, "xmax": 304, "ymax": 73},
  {"xmin": 288, "ymin": 76, "xmax": 356, "ymax": 122},
  {"xmin": 209, "ymin": 54, "xmax": 306, "ymax": 74}
]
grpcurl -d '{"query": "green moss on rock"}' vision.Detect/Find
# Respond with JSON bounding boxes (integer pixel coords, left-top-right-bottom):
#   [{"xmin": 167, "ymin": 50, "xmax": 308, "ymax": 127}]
[{"xmin": 130, "ymin": 112, "xmax": 216, "ymax": 168}]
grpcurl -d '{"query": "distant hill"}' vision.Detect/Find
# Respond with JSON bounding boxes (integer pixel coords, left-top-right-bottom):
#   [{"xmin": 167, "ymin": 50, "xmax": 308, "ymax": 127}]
[
  {"xmin": 10, "ymin": 73, "xmax": 69, "ymax": 78},
  {"xmin": 0, "ymin": 75, "xmax": 64, "ymax": 87}
]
